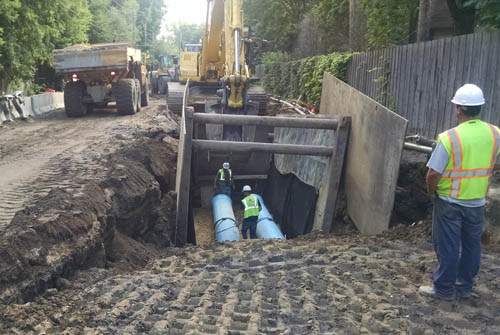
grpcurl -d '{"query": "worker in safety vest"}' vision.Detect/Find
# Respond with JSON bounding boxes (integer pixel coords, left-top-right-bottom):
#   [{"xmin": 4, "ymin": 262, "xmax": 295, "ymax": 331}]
[
  {"xmin": 214, "ymin": 162, "xmax": 234, "ymax": 196},
  {"xmin": 419, "ymin": 84, "xmax": 500, "ymax": 301},
  {"xmin": 241, "ymin": 185, "xmax": 261, "ymax": 239}
]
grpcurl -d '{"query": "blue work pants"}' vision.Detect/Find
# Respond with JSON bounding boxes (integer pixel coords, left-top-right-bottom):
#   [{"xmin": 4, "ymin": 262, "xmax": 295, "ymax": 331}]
[
  {"xmin": 242, "ymin": 216, "xmax": 258, "ymax": 239},
  {"xmin": 432, "ymin": 197, "xmax": 484, "ymax": 297}
]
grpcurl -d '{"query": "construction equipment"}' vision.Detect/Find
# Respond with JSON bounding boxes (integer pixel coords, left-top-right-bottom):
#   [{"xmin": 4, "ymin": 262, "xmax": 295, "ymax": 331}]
[
  {"xmin": 167, "ymin": 0, "xmax": 268, "ymax": 120},
  {"xmin": 152, "ymin": 55, "xmax": 180, "ymax": 95},
  {"xmin": 179, "ymin": 44, "xmax": 203, "ymax": 83},
  {"xmin": 52, "ymin": 43, "xmax": 149, "ymax": 117}
]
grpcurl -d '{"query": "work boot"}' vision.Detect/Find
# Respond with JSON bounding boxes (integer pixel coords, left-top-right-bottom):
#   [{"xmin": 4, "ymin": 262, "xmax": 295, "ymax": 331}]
[{"xmin": 418, "ymin": 286, "xmax": 455, "ymax": 301}]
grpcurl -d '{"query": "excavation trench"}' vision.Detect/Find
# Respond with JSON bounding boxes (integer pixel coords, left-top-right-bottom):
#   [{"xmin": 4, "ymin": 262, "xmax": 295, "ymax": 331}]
[
  {"xmin": 1, "ymin": 109, "xmax": 499, "ymax": 306},
  {"xmin": 0, "ymin": 129, "xmax": 179, "ymax": 304}
]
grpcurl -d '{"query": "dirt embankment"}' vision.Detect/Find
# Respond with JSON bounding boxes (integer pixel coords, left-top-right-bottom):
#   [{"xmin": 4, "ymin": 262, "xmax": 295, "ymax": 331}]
[{"xmin": 0, "ymin": 106, "xmax": 180, "ymax": 304}]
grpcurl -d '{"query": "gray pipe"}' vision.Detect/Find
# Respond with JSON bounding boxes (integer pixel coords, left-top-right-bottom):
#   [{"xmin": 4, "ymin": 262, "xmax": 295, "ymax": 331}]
[{"xmin": 404, "ymin": 142, "xmax": 433, "ymax": 154}]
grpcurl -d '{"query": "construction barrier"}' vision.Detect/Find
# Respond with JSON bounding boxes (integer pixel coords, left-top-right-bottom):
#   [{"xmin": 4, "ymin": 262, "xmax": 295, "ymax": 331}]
[
  {"xmin": 31, "ymin": 93, "xmax": 64, "ymax": 115},
  {"xmin": 0, "ymin": 92, "xmax": 64, "ymax": 126}
]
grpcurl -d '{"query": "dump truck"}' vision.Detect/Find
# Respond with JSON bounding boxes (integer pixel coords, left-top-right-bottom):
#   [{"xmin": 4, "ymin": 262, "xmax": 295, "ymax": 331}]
[{"xmin": 52, "ymin": 43, "xmax": 149, "ymax": 117}]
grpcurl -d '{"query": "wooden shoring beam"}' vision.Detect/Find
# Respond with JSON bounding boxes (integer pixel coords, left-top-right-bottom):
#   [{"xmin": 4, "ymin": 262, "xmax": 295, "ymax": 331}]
[
  {"xmin": 193, "ymin": 113, "xmax": 339, "ymax": 130},
  {"xmin": 192, "ymin": 139, "xmax": 334, "ymax": 156},
  {"xmin": 196, "ymin": 174, "xmax": 269, "ymax": 182}
]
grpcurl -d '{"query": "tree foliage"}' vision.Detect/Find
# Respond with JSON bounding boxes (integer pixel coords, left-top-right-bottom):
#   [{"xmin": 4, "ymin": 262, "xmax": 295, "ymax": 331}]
[
  {"xmin": 88, "ymin": 0, "xmax": 139, "ymax": 44},
  {"xmin": 243, "ymin": 0, "xmax": 315, "ymax": 51},
  {"xmin": 0, "ymin": 0, "xmax": 91, "ymax": 91},
  {"xmin": 261, "ymin": 51, "xmax": 354, "ymax": 107},
  {"xmin": 136, "ymin": 0, "xmax": 165, "ymax": 48},
  {"xmin": 464, "ymin": 0, "xmax": 500, "ymax": 29},
  {"xmin": 168, "ymin": 23, "xmax": 205, "ymax": 52},
  {"xmin": 361, "ymin": 0, "xmax": 419, "ymax": 49}
]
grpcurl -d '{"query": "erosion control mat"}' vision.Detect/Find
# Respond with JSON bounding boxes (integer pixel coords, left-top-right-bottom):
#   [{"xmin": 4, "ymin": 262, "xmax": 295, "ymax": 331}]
[{"xmin": 0, "ymin": 116, "xmax": 179, "ymax": 304}]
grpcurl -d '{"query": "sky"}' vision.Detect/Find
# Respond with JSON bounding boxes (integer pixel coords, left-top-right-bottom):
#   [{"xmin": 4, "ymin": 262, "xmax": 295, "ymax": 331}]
[
  {"xmin": 165, "ymin": 0, "xmax": 207, "ymax": 25},
  {"xmin": 159, "ymin": 0, "xmax": 207, "ymax": 38}
]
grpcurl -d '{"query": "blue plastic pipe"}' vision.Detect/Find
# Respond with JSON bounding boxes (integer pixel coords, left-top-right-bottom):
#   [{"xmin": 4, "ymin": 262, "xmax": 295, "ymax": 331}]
[
  {"xmin": 254, "ymin": 195, "xmax": 285, "ymax": 240},
  {"xmin": 212, "ymin": 194, "xmax": 240, "ymax": 242}
]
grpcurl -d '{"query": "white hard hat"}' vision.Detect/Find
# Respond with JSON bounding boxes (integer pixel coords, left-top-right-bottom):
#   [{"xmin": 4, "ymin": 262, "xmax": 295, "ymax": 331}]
[
  {"xmin": 223, "ymin": 162, "xmax": 230, "ymax": 169},
  {"xmin": 451, "ymin": 84, "xmax": 485, "ymax": 106},
  {"xmin": 242, "ymin": 185, "xmax": 252, "ymax": 192}
]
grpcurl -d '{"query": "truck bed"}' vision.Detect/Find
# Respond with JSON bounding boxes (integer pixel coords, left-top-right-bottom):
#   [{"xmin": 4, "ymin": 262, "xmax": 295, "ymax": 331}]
[{"xmin": 52, "ymin": 43, "xmax": 141, "ymax": 73}]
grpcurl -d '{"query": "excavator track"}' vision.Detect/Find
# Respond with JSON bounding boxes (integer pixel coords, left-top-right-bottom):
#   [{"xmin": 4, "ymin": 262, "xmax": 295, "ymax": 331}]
[{"xmin": 166, "ymin": 82, "xmax": 186, "ymax": 114}]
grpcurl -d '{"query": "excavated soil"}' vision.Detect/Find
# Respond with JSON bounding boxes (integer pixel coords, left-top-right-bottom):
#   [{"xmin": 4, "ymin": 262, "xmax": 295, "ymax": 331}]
[{"xmin": 0, "ymin": 98, "xmax": 180, "ymax": 304}]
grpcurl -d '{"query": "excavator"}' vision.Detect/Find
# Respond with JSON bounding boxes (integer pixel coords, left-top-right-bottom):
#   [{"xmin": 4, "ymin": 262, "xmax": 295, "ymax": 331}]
[{"xmin": 167, "ymin": 0, "xmax": 267, "ymax": 139}]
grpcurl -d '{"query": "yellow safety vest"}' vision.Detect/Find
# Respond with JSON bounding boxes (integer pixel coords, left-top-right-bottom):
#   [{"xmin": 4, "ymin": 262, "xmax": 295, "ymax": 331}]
[
  {"xmin": 436, "ymin": 120, "xmax": 500, "ymax": 199},
  {"xmin": 242, "ymin": 195, "xmax": 259, "ymax": 219},
  {"xmin": 218, "ymin": 169, "xmax": 232, "ymax": 182}
]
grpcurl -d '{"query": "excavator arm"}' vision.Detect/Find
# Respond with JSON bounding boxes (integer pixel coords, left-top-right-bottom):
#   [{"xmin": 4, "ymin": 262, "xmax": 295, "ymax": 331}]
[
  {"xmin": 222, "ymin": 0, "xmax": 248, "ymax": 110},
  {"xmin": 200, "ymin": 0, "xmax": 249, "ymax": 112}
]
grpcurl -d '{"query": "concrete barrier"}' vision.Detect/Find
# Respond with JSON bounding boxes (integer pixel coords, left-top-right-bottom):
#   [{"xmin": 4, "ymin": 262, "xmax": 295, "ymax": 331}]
[
  {"xmin": 53, "ymin": 92, "xmax": 64, "ymax": 109},
  {"xmin": 0, "ymin": 92, "xmax": 64, "ymax": 127},
  {"xmin": 31, "ymin": 93, "xmax": 54, "ymax": 115},
  {"xmin": 20, "ymin": 97, "xmax": 34, "ymax": 118}
]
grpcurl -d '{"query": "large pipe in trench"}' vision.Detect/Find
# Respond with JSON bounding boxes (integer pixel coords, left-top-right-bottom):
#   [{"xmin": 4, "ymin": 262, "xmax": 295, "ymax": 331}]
[
  {"xmin": 254, "ymin": 194, "xmax": 285, "ymax": 240},
  {"xmin": 212, "ymin": 194, "xmax": 240, "ymax": 242}
]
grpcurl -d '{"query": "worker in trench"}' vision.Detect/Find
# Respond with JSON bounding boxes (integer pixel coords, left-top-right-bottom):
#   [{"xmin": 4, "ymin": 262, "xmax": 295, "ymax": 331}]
[
  {"xmin": 241, "ymin": 185, "xmax": 261, "ymax": 239},
  {"xmin": 420, "ymin": 84, "xmax": 500, "ymax": 301},
  {"xmin": 213, "ymin": 162, "xmax": 234, "ymax": 196}
]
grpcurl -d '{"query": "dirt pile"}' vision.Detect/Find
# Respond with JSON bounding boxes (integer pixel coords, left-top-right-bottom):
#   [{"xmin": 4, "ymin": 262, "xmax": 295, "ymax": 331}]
[
  {"xmin": 1, "ymin": 233, "xmax": 499, "ymax": 334},
  {"xmin": 392, "ymin": 151, "xmax": 432, "ymax": 227},
  {"xmin": 0, "ymin": 105, "xmax": 180, "ymax": 304}
]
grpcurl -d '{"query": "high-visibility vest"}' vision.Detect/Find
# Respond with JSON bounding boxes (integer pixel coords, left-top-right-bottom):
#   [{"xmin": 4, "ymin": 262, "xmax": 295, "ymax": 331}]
[
  {"xmin": 242, "ymin": 195, "xmax": 259, "ymax": 219},
  {"xmin": 218, "ymin": 169, "xmax": 232, "ymax": 182},
  {"xmin": 436, "ymin": 120, "xmax": 500, "ymax": 199}
]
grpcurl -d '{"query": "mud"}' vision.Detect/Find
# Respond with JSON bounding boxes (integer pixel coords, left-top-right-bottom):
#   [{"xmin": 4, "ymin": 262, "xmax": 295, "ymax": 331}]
[
  {"xmin": 0, "ymin": 99, "xmax": 180, "ymax": 304},
  {"xmin": 1, "ymin": 232, "xmax": 500, "ymax": 334}
]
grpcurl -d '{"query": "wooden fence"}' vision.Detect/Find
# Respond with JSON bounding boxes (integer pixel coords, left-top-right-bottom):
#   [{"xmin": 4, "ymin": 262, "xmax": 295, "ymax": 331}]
[{"xmin": 347, "ymin": 30, "xmax": 500, "ymax": 139}]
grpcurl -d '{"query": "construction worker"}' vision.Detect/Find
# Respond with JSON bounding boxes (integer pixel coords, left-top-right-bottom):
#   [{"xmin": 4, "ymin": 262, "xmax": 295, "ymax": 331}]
[
  {"xmin": 419, "ymin": 84, "xmax": 500, "ymax": 300},
  {"xmin": 214, "ymin": 162, "xmax": 233, "ymax": 196},
  {"xmin": 241, "ymin": 185, "xmax": 261, "ymax": 239}
]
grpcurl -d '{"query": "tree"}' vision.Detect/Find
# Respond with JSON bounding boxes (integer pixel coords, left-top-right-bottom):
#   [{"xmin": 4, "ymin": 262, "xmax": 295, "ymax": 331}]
[
  {"xmin": 136, "ymin": 0, "xmax": 166, "ymax": 49},
  {"xmin": 87, "ymin": 0, "xmax": 139, "ymax": 44},
  {"xmin": 243, "ymin": 0, "xmax": 315, "ymax": 51},
  {"xmin": 168, "ymin": 23, "xmax": 204, "ymax": 52},
  {"xmin": 417, "ymin": 0, "xmax": 431, "ymax": 42},
  {"xmin": 0, "ymin": 0, "xmax": 91, "ymax": 91},
  {"xmin": 361, "ymin": 0, "xmax": 419, "ymax": 49},
  {"xmin": 349, "ymin": 0, "xmax": 366, "ymax": 51},
  {"xmin": 447, "ymin": 0, "xmax": 476, "ymax": 35},
  {"xmin": 463, "ymin": 0, "xmax": 500, "ymax": 29}
]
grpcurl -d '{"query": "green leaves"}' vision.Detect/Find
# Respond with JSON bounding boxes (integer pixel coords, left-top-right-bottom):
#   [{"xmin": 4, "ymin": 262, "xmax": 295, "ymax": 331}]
[
  {"xmin": 261, "ymin": 52, "xmax": 355, "ymax": 107},
  {"xmin": 362, "ymin": 0, "xmax": 419, "ymax": 49},
  {"xmin": 0, "ymin": 0, "xmax": 91, "ymax": 91},
  {"xmin": 463, "ymin": 0, "xmax": 500, "ymax": 28}
]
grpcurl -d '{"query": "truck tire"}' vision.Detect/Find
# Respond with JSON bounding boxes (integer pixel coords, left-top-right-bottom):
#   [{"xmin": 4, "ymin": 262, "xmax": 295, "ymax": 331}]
[
  {"xmin": 141, "ymin": 79, "xmax": 149, "ymax": 107},
  {"xmin": 116, "ymin": 79, "xmax": 138, "ymax": 115},
  {"xmin": 64, "ymin": 81, "xmax": 88, "ymax": 117}
]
